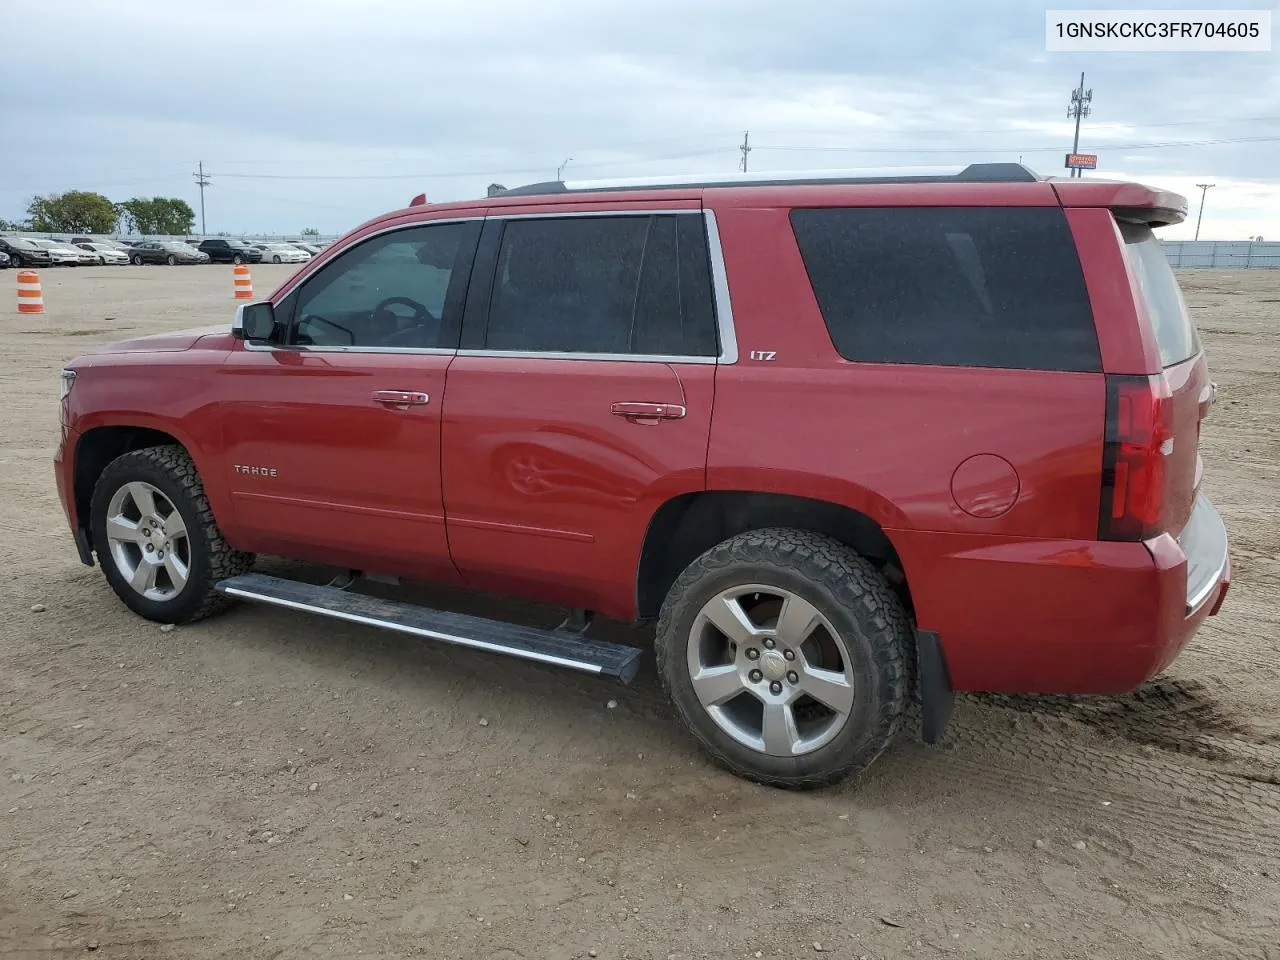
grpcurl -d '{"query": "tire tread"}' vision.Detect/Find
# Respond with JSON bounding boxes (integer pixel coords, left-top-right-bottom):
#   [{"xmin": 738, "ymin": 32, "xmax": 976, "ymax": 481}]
[
  {"xmin": 93, "ymin": 445, "xmax": 253, "ymax": 623},
  {"xmin": 655, "ymin": 527, "xmax": 910, "ymax": 789}
]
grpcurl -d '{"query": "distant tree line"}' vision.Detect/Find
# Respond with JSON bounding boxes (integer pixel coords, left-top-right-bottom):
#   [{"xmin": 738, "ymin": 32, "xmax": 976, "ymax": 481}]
[{"xmin": 2, "ymin": 191, "xmax": 197, "ymax": 236}]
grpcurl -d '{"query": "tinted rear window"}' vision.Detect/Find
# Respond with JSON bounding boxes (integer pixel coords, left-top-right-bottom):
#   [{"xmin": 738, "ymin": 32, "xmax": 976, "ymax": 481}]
[
  {"xmin": 1119, "ymin": 223, "xmax": 1200, "ymax": 367},
  {"xmin": 790, "ymin": 207, "xmax": 1101, "ymax": 371}
]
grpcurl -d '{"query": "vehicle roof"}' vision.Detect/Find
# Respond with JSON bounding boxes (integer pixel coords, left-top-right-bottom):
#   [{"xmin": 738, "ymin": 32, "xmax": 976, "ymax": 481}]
[{"xmin": 354, "ymin": 162, "xmax": 1188, "ymax": 238}]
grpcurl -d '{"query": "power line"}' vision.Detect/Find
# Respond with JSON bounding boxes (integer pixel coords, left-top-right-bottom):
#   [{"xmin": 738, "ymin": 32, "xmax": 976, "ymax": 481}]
[
  {"xmin": 204, "ymin": 147, "xmax": 730, "ymax": 182},
  {"xmin": 750, "ymin": 134, "xmax": 1280, "ymax": 154},
  {"xmin": 745, "ymin": 113, "xmax": 1280, "ymax": 139}
]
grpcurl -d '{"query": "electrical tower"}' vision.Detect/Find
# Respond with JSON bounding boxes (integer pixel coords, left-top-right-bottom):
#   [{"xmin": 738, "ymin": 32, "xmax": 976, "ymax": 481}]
[
  {"xmin": 739, "ymin": 131, "xmax": 751, "ymax": 172},
  {"xmin": 1194, "ymin": 183, "xmax": 1215, "ymax": 241},
  {"xmin": 193, "ymin": 161, "xmax": 211, "ymax": 235},
  {"xmin": 1066, "ymin": 73, "xmax": 1093, "ymax": 179}
]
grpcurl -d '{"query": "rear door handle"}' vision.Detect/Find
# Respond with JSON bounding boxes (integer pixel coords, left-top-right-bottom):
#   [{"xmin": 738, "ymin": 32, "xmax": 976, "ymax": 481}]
[
  {"xmin": 372, "ymin": 390, "xmax": 430, "ymax": 406},
  {"xmin": 610, "ymin": 401, "xmax": 686, "ymax": 421}
]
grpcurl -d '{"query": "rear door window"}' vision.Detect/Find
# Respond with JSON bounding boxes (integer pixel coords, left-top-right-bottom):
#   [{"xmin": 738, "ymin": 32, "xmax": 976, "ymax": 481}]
[
  {"xmin": 482, "ymin": 213, "xmax": 719, "ymax": 357},
  {"xmin": 1118, "ymin": 222, "xmax": 1201, "ymax": 367},
  {"xmin": 790, "ymin": 207, "xmax": 1101, "ymax": 371}
]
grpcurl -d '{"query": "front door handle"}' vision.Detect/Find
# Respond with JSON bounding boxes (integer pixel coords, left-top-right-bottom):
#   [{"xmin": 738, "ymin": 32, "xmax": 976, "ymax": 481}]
[
  {"xmin": 610, "ymin": 401, "xmax": 686, "ymax": 421},
  {"xmin": 372, "ymin": 390, "xmax": 430, "ymax": 406}
]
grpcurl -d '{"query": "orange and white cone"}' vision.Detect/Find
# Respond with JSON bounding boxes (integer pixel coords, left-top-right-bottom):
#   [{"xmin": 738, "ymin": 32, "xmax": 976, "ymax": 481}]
[
  {"xmin": 233, "ymin": 263, "xmax": 253, "ymax": 300},
  {"xmin": 17, "ymin": 271, "xmax": 44, "ymax": 315}
]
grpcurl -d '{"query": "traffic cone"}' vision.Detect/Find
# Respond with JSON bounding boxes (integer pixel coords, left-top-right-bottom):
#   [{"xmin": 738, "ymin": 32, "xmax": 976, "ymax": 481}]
[
  {"xmin": 233, "ymin": 263, "xmax": 253, "ymax": 300},
  {"xmin": 17, "ymin": 271, "xmax": 44, "ymax": 315}
]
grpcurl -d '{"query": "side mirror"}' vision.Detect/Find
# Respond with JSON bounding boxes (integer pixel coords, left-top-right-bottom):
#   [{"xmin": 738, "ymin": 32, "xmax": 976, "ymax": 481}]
[{"xmin": 233, "ymin": 301, "xmax": 278, "ymax": 342}]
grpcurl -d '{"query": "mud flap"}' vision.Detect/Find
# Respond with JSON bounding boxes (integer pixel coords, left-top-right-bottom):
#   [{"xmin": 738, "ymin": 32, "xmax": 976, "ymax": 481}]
[
  {"xmin": 916, "ymin": 629, "xmax": 954, "ymax": 744},
  {"xmin": 73, "ymin": 528, "xmax": 95, "ymax": 567}
]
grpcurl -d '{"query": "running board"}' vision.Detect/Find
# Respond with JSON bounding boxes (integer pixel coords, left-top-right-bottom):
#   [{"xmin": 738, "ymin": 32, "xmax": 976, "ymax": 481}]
[{"xmin": 216, "ymin": 572, "xmax": 643, "ymax": 683}]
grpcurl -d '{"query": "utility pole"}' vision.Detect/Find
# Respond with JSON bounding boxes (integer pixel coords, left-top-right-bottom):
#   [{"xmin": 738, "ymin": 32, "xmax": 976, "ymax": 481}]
[
  {"xmin": 1194, "ymin": 183, "xmax": 1215, "ymax": 241},
  {"xmin": 556, "ymin": 157, "xmax": 572, "ymax": 181},
  {"xmin": 739, "ymin": 131, "xmax": 751, "ymax": 172},
  {"xmin": 1066, "ymin": 72, "xmax": 1092, "ymax": 179},
  {"xmin": 193, "ymin": 161, "xmax": 210, "ymax": 235}
]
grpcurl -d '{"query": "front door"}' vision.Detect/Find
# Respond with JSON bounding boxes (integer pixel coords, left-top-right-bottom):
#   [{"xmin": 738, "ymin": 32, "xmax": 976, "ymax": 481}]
[
  {"xmin": 219, "ymin": 218, "xmax": 481, "ymax": 583},
  {"xmin": 441, "ymin": 210, "xmax": 722, "ymax": 617}
]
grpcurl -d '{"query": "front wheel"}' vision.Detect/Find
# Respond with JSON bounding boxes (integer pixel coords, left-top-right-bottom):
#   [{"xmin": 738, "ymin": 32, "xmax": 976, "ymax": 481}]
[
  {"xmin": 271, "ymin": 255, "xmax": 281, "ymax": 263},
  {"xmin": 655, "ymin": 528, "xmax": 911, "ymax": 789},
  {"xmin": 90, "ymin": 446, "xmax": 254, "ymax": 623},
  {"xmin": 232, "ymin": 254, "xmax": 244, "ymax": 265},
  {"xmin": 166, "ymin": 254, "xmax": 176, "ymax": 265},
  {"xmin": 131, "ymin": 254, "xmax": 143, "ymax": 265}
]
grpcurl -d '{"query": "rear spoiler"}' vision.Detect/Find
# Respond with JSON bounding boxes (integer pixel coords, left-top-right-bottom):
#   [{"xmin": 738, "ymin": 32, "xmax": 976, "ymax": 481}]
[{"xmin": 1050, "ymin": 180, "xmax": 1188, "ymax": 227}]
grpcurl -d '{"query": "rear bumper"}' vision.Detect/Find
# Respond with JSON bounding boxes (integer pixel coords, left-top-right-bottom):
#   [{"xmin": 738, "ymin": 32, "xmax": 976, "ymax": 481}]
[{"xmin": 894, "ymin": 497, "xmax": 1230, "ymax": 694}]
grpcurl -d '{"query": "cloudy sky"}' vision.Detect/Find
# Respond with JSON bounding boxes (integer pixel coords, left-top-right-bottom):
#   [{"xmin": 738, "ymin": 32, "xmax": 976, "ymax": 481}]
[{"xmin": 1, "ymin": 0, "xmax": 1277, "ymax": 239}]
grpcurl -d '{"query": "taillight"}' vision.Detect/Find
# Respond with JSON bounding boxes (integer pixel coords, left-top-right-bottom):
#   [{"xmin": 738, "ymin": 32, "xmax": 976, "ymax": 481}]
[{"xmin": 1099, "ymin": 374, "xmax": 1173, "ymax": 541}]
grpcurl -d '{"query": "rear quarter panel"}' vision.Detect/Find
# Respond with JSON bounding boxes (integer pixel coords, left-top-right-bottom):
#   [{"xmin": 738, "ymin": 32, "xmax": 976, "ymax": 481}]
[{"xmin": 705, "ymin": 203, "xmax": 1106, "ymax": 542}]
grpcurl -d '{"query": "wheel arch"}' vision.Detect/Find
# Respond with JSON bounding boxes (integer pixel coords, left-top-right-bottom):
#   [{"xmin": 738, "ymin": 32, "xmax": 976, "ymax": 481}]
[
  {"xmin": 72, "ymin": 423, "xmax": 216, "ymax": 553},
  {"xmin": 636, "ymin": 490, "xmax": 914, "ymax": 621}
]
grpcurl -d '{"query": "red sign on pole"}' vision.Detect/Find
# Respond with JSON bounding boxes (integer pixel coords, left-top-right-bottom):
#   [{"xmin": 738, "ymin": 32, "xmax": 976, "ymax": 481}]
[{"xmin": 1065, "ymin": 153, "xmax": 1098, "ymax": 170}]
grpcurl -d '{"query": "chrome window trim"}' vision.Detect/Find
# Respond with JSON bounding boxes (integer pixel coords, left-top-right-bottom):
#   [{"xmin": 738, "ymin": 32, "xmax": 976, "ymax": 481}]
[
  {"xmin": 486, "ymin": 208, "xmax": 700, "ymax": 220},
  {"xmin": 239, "ymin": 210, "xmax": 740, "ymax": 365},
  {"xmin": 243, "ymin": 342, "xmax": 457, "ymax": 355},
  {"xmin": 703, "ymin": 209, "xmax": 739, "ymax": 365},
  {"xmin": 456, "ymin": 348, "xmax": 717, "ymax": 365}
]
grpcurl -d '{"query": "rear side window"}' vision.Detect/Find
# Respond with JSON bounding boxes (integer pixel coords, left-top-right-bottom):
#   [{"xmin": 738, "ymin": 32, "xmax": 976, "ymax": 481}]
[
  {"xmin": 484, "ymin": 214, "xmax": 719, "ymax": 357},
  {"xmin": 1118, "ymin": 222, "xmax": 1200, "ymax": 367},
  {"xmin": 790, "ymin": 207, "xmax": 1101, "ymax": 371}
]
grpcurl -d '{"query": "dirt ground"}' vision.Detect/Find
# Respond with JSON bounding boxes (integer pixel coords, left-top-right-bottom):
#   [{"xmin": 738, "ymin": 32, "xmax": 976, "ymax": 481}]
[{"xmin": 1, "ymin": 263, "xmax": 1278, "ymax": 960}]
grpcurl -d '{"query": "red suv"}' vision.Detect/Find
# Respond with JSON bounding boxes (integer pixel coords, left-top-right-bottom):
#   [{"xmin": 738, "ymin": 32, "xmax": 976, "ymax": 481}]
[{"xmin": 54, "ymin": 163, "xmax": 1230, "ymax": 788}]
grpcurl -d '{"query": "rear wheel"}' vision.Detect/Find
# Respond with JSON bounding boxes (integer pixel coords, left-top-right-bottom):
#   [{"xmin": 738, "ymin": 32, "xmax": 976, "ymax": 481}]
[
  {"xmin": 131, "ymin": 254, "xmax": 143, "ymax": 265},
  {"xmin": 166, "ymin": 254, "xmax": 177, "ymax": 266},
  {"xmin": 232, "ymin": 254, "xmax": 244, "ymax": 265},
  {"xmin": 655, "ymin": 528, "xmax": 910, "ymax": 789},
  {"xmin": 90, "ymin": 446, "xmax": 254, "ymax": 624}
]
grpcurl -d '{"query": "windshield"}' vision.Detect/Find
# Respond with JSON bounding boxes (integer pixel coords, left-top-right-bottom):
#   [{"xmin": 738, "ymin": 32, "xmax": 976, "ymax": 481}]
[{"xmin": 1120, "ymin": 222, "xmax": 1202, "ymax": 367}]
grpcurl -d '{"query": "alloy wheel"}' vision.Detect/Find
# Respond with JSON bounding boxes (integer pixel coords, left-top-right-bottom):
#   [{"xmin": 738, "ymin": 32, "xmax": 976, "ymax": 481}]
[
  {"xmin": 103, "ymin": 481, "xmax": 192, "ymax": 602},
  {"xmin": 686, "ymin": 585, "xmax": 856, "ymax": 757}
]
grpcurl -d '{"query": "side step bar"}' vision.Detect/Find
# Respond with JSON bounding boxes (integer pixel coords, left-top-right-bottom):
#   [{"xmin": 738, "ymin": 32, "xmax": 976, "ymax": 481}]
[{"xmin": 216, "ymin": 572, "xmax": 643, "ymax": 683}]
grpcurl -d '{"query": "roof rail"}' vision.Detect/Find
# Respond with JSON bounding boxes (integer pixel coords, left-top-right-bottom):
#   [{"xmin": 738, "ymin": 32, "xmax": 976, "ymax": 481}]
[{"xmin": 494, "ymin": 162, "xmax": 1041, "ymax": 197}]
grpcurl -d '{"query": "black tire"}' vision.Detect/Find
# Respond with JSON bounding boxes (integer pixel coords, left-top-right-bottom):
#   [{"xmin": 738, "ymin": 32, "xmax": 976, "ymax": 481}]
[
  {"xmin": 131, "ymin": 254, "xmax": 143, "ymax": 265},
  {"xmin": 655, "ymin": 528, "xmax": 910, "ymax": 789},
  {"xmin": 166, "ymin": 254, "xmax": 177, "ymax": 266},
  {"xmin": 272, "ymin": 254, "xmax": 281, "ymax": 264},
  {"xmin": 232, "ymin": 254, "xmax": 244, "ymax": 265},
  {"xmin": 90, "ymin": 445, "xmax": 254, "ymax": 624}
]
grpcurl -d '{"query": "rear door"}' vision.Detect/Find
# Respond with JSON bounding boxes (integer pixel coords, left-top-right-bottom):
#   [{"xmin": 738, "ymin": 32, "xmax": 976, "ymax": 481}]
[{"xmin": 440, "ymin": 208, "xmax": 722, "ymax": 618}]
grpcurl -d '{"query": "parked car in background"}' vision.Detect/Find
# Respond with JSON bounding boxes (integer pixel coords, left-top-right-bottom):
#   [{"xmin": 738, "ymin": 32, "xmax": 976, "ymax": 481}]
[
  {"xmin": 257, "ymin": 242, "xmax": 310, "ymax": 264},
  {"xmin": 126, "ymin": 241, "xmax": 209, "ymax": 265},
  {"xmin": 28, "ymin": 239, "xmax": 92, "ymax": 266},
  {"xmin": 0, "ymin": 237, "xmax": 54, "ymax": 267},
  {"xmin": 197, "ymin": 238, "xmax": 263, "ymax": 264},
  {"xmin": 70, "ymin": 237, "xmax": 126, "ymax": 248},
  {"xmin": 124, "ymin": 241, "xmax": 168, "ymax": 265},
  {"xmin": 289, "ymin": 242, "xmax": 322, "ymax": 256},
  {"xmin": 76, "ymin": 242, "xmax": 130, "ymax": 265}
]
